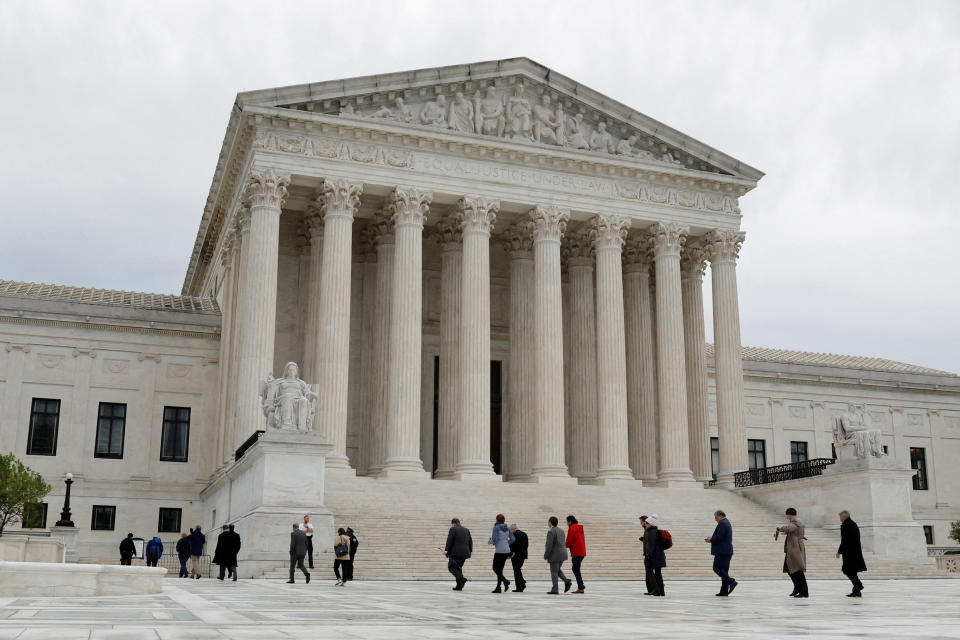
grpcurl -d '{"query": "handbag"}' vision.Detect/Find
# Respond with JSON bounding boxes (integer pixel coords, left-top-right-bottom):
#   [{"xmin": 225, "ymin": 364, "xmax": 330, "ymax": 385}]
[{"xmin": 335, "ymin": 537, "xmax": 349, "ymax": 556}]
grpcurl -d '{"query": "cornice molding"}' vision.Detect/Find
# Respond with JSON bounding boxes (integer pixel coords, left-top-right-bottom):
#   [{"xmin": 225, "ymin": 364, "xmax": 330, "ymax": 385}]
[{"xmin": 0, "ymin": 314, "xmax": 220, "ymax": 340}]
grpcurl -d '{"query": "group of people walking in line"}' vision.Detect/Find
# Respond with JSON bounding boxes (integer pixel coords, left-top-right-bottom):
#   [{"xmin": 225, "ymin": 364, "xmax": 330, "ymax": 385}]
[
  {"xmin": 442, "ymin": 507, "xmax": 868, "ymax": 598},
  {"xmin": 117, "ymin": 525, "xmax": 226, "ymax": 580},
  {"xmin": 288, "ymin": 515, "xmax": 360, "ymax": 585}
]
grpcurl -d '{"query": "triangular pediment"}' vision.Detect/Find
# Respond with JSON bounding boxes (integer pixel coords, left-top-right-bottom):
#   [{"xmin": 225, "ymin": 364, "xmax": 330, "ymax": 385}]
[{"xmin": 237, "ymin": 58, "xmax": 763, "ymax": 181}]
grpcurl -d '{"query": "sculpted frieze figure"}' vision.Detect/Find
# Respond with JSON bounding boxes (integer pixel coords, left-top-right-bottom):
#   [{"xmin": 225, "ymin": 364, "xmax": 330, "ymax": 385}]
[
  {"xmin": 505, "ymin": 82, "xmax": 533, "ymax": 140},
  {"xmin": 532, "ymin": 94, "xmax": 564, "ymax": 145},
  {"xmin": 615, "ymin": 135, "xmax": 638, "ymax": 156},
  {"xmin": 420, "ymin": 94, "xmax": 447, "ymax": 127},
  {"xmin": 260, "ymin": 362, "xmax": 318, "ymax": 432},
  {"xmin": 447, "ymin": 91, "xmax": 475, "ymax": 133},
  {"xmin": 474, "ymin": 86, "xmax": 505, "ymax": 137},
  {"xmin": 590, "ymin": 121, "xmax": 616, "ymax": 154},
  {"xmin": 832, "ymin": 406, "xmax": 886, "ymax": 459},
  {"xmin": 564, "ymin": 112, "xmax": 590, "ymax": 149}
]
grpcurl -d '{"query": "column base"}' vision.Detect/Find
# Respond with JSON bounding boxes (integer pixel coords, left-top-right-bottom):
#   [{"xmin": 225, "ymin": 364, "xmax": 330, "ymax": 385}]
[
  {"xmin": 596, "ymin": 466, "xmax": 636, "ymax": 482},
  {"xmin": 325, "ymin": 454, "xmax": 354, "ymax": 471},
  {"xmin": 591, "ymin": 476, "xmax": 641, "ymax": 487},
  {"xmin": 524, "ymin": 468, "xmax": 578, "ymax": 485},
  {"xmin": 654, "ymin": 475, "xmax": 703, "ymax": 489},
  {"xmin": 713, "ymin": 472, "xmax": 737, "ymax": 489},
  {"xmin": 379, "ymin": 458, "xmax": 430, "ymax": 480},
  {"xmin": 433, "ymin": 469, "xmax": 456, "ymax": 480},
  {"xmin": 451, "ymin": 471, "xmax": 502, "ymax": 482},
  {"xmin": 325, "ymin": 466, "xmax": 357, "ymax": 477},
  {"xmin": 504, "ymin": 473, "xmax": 532, "ymax": 483}
]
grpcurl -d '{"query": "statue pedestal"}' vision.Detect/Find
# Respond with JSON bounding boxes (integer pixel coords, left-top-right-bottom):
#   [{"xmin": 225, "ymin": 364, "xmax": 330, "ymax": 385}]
[
  {"xmin": 49, "ymin": 526, "xmax": 79, "ymax": 563},
  {"xmin": 201, "ymin": 430, "xmax": 334, "ymax": 578}
]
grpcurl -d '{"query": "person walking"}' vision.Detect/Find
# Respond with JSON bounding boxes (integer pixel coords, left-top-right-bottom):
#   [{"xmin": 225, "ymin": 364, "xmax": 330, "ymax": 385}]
[
  {"xmin": 214, "ymin": 525, "xmax": 230, "ymax": 580},
  {"xmin": 175, "ymin": 532, "xmax": 191, "ymax": 578},
  {"xmin": 345, "ymin": 527, "xmax": 359, "ymax": 582},
  {"xmin": 145, "ymin": 536, "xmax": 163, "ymax": 567},
  {"xmin": 776, "ymin": 507, "xmax": 808, "ymax": 597},
  {"xmin": 837, "ymin": 510, "xmax": 867, "ymax": 597},
  {"xmin": 188, "ymin": 526, "xmax": 206, "ymax": 579},
  {"xmin": 565, "ymin": 515, "xmax": 587, "ymax": 594},
  {"xmin": 288, "ymin": 523, "xmax": 311, "ymax": 584},
  {"xmin": 119, "ymin": 533, "xmax": 135, "ymax": 566},
  {"xmin": 214, "ymin": 525, "xmax": 240, "ymax": 581},
  {"xmin": 488, "ymin": 514, "xmax": 515, "ymax": 593},
  {"xmin": 226, "ymin": 524, "xmax": 241, "ymax": 580},
  {"xmin": 333, "ymin": 528, "xmax": 351, "ymax": 586},
  {"xmin": 444, "ymin": 518, "xmax": 472, "ymax": 591},
  {"xmin": 705, "ymin": 510, "xmax": 737, "ymax": 596},
  {"xmin": 544, "ymin": 516, "xmax": 572, "ymax": 595},
  {"xmin": 509, "ymin": 524, "xmax": 528, "ymax": 592},
  {"xmin": 638, "ymin": 515, "xmax": 656, "ymax": 595},
  {"xmin": 300, "ymin": 515, "xmax": 315, "ymax": 570},
  {"xmin": 641, "ymin": 514, "xmax": 666, "ymax": 596}
]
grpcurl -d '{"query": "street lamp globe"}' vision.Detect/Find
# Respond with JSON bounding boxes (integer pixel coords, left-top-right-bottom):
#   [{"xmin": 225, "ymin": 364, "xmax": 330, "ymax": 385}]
[{"xmin": 65, "ymin": 472, "xmax": 73, "ymax": 481}]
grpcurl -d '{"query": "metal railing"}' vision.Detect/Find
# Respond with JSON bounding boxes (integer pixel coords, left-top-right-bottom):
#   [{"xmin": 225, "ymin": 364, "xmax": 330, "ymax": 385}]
[
  {"xmin": 235, "ymin": 430, "xmax": 266, "ymax": 462},
  {"xmin": 734, "ymin": 458, "xmax": 836, "ymax": 488},
  {"xmin": 156, "ymin": 540, "xmax": 212, "ymax": 578}
]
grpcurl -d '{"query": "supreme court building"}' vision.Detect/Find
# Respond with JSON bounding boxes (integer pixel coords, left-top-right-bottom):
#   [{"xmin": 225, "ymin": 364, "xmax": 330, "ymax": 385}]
[{"xmin": 2, "ymin": 59, "xmax": 958, "ymax": 566}]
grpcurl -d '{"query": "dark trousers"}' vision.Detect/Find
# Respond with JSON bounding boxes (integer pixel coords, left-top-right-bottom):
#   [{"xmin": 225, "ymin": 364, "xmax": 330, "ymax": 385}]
[
  {"xmin": 146, "ymin": 555, "xmax": 158, "ymax": 567},
  {"xmin": 178, "ymin": 557, "xmax": 189, "ymax": 577},
  {"xmin": 510, "ymin": 555, "xmax": 526, "ymax": 589},
  {"xmin": 218, "ymin": 563, "xmax": 237, "ymax": 580},
  {"xmin": 651, "ymin": 566, "xmax": 665, "ymax": 596},
  {"xmin": 713, "ymin": 554, "xmax": 733, "ymax": 593},
  {"xmin": 493, "ymin": 552, "xmax": 510, "ymax": 589},
  {"xmin": 345, "ymin": 556, "xmax": 356, "ymax": 581},
  {"xmin": 448, "ymin": 555, "xmax": 467, "ymax": 586},
  {"xmin": 306, "ymin": 536, "xmax": 314, "ymax": 569},
  {"xmin": 120, "ymin": 554, "xmax": 132, "ymax": 566},
  {"xmin": 845, "ymin": 571, "xmax": 863, "ymax": 592},
  {"xmin": 643, "ymin": 556, "xmax": 656, "ymax": 594},
  {"xmin": 789, "ymin": 570, "xmax": 808, "ymax": 596},
  {"xmin": 289, "ymin": 553, "xmax": 309, "ymax": 581},
  {"xmin": 334, "ymin": 559, "xmax": 353, "ymax": 581},
  {"xmin": 571, "ymin": 556, "xmax": 585, "ymax": 589}
]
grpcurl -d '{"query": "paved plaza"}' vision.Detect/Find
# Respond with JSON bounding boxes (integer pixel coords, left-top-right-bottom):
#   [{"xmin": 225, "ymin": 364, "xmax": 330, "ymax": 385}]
[{"xmin": 0, "ymin": 578, "xmax": 956, "ymax": 639}]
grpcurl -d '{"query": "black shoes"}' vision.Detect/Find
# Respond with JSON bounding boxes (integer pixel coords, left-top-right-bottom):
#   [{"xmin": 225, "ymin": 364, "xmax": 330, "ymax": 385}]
[
  {"xmin": 305, "ymin": 573, "xmax": 311, "ymax": 584},
  {"xmin": 727, "ymin": 580, "xmax": 738, "ymax": 595},
  {"xmin": 546, "ymin": 590, "xmax": 559, "ymax": 594},
  {"xmin": 789, "ymin": 591, "xmax": 798, "ymax": 597},
  {"xmin": 792, "ymin": 593, "xmax": 809, "ymax": 598},
  {"xmin": 715, "ymin": 592, "xmax": 728, "ymax": 597},
  {"xmin": 286, "ymin": 580, "xmax": 295, "ymax": 584},
  {"xmin": 564, "ymin": 580, "xmax": 573, "ymax": 593},
  {"xmin": 504, "ymin": 580, "xmax": 510, "ymax": 592},
  {"xmin": 492, "ymin": 588, "xmax": 502, "ymax": 593}
]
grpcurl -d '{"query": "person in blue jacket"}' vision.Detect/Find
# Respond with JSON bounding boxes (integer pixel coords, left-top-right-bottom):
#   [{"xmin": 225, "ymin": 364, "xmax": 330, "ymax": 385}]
[
  {"xmin": 145, "ymin": 536, "xmax": 163, "ymax": 567},
  {"xmin": 705, "ymin": 510, "xmax": 737, "ymax": 596},
  {"xmin": 188, "ymin": 526, "xmax": 206, "ymax": 579}
]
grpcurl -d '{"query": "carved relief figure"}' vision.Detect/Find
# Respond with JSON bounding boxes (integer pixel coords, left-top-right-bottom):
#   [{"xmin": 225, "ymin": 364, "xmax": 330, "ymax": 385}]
[
  {"xmin": 260, "ymin": 362, "xmax": 318, "ymax": 432},
  {"xmin": 393, "ymin": 97, "xmax": 415, "ymax": 123},
  {"xmin": 505, "ymin": 82, "xmax": 533, "ymax": 140},
  {"xmin": 532, "ymin": 94, "xmax": 563, "ymax": 145},
  {"xmin": 589, "ymin": 121, "xmax": 616, "ymax": 154},
  {"xmin": 369, "ymin": 102, "xmax": 394, "ymax": 119},
  {"xmin": 832, "ymin": 406, "xmax": 885, "ymax": 458},
  {"xmin": 616, "ymin": 134, "xmax": 637, "ymax": 156},
  {"xmin": 564, "ymin": 112, "xmax": 590, "ymax": 149},
  {"xmin": 474, "ymin": 86, "xmax": 505, "ymax": 137},
  {"xmin": 447, "ymin": 91, "xmax": 475, "ymax": 133},
  {"xmin": 420, "ymin": 94, "xmax": 447, "ymax": 127}
]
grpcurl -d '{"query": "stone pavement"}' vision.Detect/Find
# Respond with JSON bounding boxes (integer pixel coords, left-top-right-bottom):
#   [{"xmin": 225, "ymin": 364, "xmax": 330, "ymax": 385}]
[{"xmin": 0, "ymin": 579, "xmax": 957, "ymax": 639}]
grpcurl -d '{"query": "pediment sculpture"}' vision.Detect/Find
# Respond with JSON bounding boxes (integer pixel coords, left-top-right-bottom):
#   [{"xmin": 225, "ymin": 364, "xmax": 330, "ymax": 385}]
[
  {"xmin": 259, "ymin": 362, "xmax": 318, "ymax": 432},
  {"xmin": 832, "ymin": 405, "xmax": 886, "ymax": 458}
]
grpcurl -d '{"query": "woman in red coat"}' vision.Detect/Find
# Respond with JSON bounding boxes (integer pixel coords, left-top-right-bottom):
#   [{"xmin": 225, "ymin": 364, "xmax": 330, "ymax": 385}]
[{"xmin": 565, "ymin": 515, "xmax": 587, "ymax": 593}]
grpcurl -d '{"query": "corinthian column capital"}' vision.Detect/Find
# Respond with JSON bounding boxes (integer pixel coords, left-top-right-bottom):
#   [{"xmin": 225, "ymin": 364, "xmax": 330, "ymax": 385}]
[
  {"xmin": 561, "ymin": 228, "xmax": 594, "ymax": 262},
  {"xmin": 456, "ymin": 195, "xmax": 499, "ymax": 235},
  {"xmin": 320, "ymin": 178, "xmax": 363, "ymax": 219},
  {"xmin": 622, "ymin": 234, "xmax": 653, "ymax": 272},
  {"xmin": 680, "ymin": 241, "xmax": 708, "ymax": 279},
  {"xmin": 303, "ymin": 198, "xmax": 326, "ymax": 239},
  {"xmin": 501, "ymin": 221, "xmax": 534, "ymax": 256},
  {"xmin": 389, "ymin": 186, "xmax": 433, "ymax": 227},
  {"xmin": 528, "ymin": 205, "xmax": 570, "ymax": 242},
  {"xmin": 590, "ymin": 214, "xmax": 631, "ymax": 251},
  {"xmin": 232, "ymin": 203, "xmax": 251, "ymax": 235},
  {"xmin": 647, "ymin": 221, "xmax": 689, "ymax": 257},
  {"xmin": 244, "ymin": 168, "xmax": 290, "ymax": 209},
  {"xmin": 433, "ymin": 216, "xmax": 462, "ymax": 251},
  {"xmin": 705, "ymin": 229, "xmax": 746, "ymax": 263}
]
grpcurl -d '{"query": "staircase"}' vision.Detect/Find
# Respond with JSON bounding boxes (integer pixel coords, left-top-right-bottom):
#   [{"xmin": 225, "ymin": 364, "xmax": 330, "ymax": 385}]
[{"xmin": 259, "ymin": 475, "xmax": 949, "ymax": 580}]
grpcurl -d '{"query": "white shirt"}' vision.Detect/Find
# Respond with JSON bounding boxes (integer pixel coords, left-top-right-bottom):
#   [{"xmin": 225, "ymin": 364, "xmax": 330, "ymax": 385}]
[{"xmin": 299, "ymin": 522, "xmax": 314, "ymax": 537}]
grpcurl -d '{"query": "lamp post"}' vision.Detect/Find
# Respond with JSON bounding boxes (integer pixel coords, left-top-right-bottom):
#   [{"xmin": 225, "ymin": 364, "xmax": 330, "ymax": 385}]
[{"xmin": 54, "ymin": 472, "xmax": 74, "ymax": 527}]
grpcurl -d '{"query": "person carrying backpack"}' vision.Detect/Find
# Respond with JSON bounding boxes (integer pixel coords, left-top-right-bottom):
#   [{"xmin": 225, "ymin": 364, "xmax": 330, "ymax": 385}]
[
  {"xmin": 145, "ymin": 536, "xmax": 163, "ymax": 567},
  {"xmin": 641, "ymin": 514, "xmax": 667, "ymax": 596}
]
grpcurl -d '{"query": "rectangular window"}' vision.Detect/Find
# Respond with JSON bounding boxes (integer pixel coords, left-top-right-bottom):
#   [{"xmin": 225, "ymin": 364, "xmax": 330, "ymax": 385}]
[
  {"xmin": 161, "ymin": 406, "xmax": 191, "ymax": 462},
  {"xmin": 158, "ymin": 508, "xmax": 182, "ymax": 533},
  {"xmin": 910, "ymin": 447, "xmax": 929, "ymax": 490},
  {"xmin": 747, "ymin": 439, "xmax": 767, "ymax": 470},
  {"xmin": 95, "ymin": 402, "xmax": 126, "ymax": 459},
  {"xmin": 790, "ymin": 441, "xmax": 808, "ymax": 463},
  {"xmin": 22, "ymin": 502, "xmax": 48, "ymax": 529},
  {"xmin": 91, "ymin": 505, "xmax": 116, "ymax": 531},
  {"xmin": 27, "ymin": 398, "xmax": 60, "ymax": 456},
  {"xmin": 710, "ymin": 437, "xmax": 719, "ymax": 480},
  {"xmin": 923, "ymin": 525, "xmax": 934, "ymax": 545}
]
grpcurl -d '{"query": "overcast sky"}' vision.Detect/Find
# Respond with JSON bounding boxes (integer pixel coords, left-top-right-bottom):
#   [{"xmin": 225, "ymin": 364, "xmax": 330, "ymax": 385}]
[{"xmin": 1, "ymin": 1, "xmax": 958, "ymax": 373}]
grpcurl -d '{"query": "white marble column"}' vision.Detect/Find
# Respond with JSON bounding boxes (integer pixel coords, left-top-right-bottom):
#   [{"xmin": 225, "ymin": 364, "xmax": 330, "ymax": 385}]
[
  {"xmin": 529, "ymin": 205, "xmax": 573, "ymax": 482},
  {"xmin": 214, "ymin": 228, "xmax": 238, "ymax": 467},
  {"xmin": 563, "ymin": 230, "xmax": 598, "ymax": 481},
  {"xmin": 382, "ymin": 186, "xmax": 432, "ymax": 477},
  {"xmin": 591, "ymin": 214, "xmax": 635, "ymax": 482},
  {"xmin": 357, "ymin": 230, "xmax": 378, "ymax": 477},
  {"xmin": 312, "ymin": 179, "xmax": 363, "ymax": 470},
  {"xmin": 648, "ymin": 222, "xmax": 696, "ymax": 486},
  {"xmin": 301, "ymin": 202, "xmax": 324, "ymax": 385},
  {"xmin": 367, "ymin": 209, "xmax": 394, "ymax": 477},
  {"xmin": 226, "ymin": 211, "xmax": 250, "ymax": 457},
  {"xmin": 504, "ymin": 222, "xmax": 535, "ymax": 481},
  {"xmin": 681, "ymin": 241, "xmax": 712, "ymax": 483},
  {"xmin": 454, "ymin": 196, "xmax": 499, "ymax": 479},
  {"xmin": 706, "ymin": 229, "xmax": 749, "ymax": 486},
  {"xmin": 233, "ymin": 169, "xmax": 289, "ymax": 442},
  {"xmin": 623, "ymin": 237, "xmax": 658, "ymax": 482},
  {"xmin": 433, "ymin": 217, "xmax": 462, "ymax": 480}
]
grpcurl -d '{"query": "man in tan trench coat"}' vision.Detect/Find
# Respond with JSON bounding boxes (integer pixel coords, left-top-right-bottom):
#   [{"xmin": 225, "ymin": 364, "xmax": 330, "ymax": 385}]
[{"xmin": 776, "ymin": 507, "xmax": 808, "ymax": 597}]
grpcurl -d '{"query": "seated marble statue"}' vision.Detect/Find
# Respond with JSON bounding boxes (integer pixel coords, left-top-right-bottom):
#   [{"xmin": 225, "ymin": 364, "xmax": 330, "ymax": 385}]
[
  {"xmin": 260, "ymin": 362, "xmax": 318, "ymax": 432},
  {"xmin": 832, "ymin": 406, "xmax": 885, "ymax": 458}
]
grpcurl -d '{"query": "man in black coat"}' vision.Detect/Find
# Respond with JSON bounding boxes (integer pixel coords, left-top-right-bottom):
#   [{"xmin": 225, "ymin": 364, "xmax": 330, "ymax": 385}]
[
  {"xmin": 837, "ymin": 510, "xmax": 867, "ymax": 597},
  {"xmin": 344, "ymin": 528, "xmax": 359, "ymax": 582},
  {"xmin": 119, "ymin": 533, "xmax": 135, "ymax": 566},
  {"xmin": 444, "ymin": 518, "xmax": 472, "ymax": 590},
  {"xmin": 213, "ymin": 525, "xmax": 232, "ymax": 581},
  {"xmin": 509, "ymin": 524, "xmax": 529, "ymax": 592}
]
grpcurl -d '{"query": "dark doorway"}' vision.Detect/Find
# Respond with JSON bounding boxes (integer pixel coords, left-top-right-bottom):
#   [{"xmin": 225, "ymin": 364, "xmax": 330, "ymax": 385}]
[{"xmin": 490, "ymin": 360, "xmax": 502, "ymax": 474}]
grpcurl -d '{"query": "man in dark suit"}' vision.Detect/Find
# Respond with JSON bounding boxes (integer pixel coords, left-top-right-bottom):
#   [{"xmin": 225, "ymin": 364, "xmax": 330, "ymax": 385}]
[
  {"xmin": 287, "ymin": 523, "xmax": 310, "ymax": 584},
  {"xmin": 119, "ymin": 533, "xmax": 135, "ymax": 566},
  {"xmin": 444, "ymin": 518, "xmax": 472, "ymax": 590},
  {"xmin": 214, "ymin": 525, "xmax": 231, "ymax": 581},
  {"xmin": 226, "ymin": 524, "xmax": 241, "ymax": 581},
  {"xmin": 837, "ymin": 510, "xmax": 867, "ymax": 597},
  {"xmin": 705, "ymin": 509, "xmax": 737, "ymax": 596},
  {"xmin": 509, "ymin": 524, "xmax": 528, "ymax": 592}
]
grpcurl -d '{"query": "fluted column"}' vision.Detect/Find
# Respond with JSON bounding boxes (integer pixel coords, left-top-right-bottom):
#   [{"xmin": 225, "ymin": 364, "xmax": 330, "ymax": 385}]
[
  {"xmin": 382, "ymin": 186, "xmax": 432, "ymax": 477},
  {"xmin": 234, "ymin": 169, "xmax": 289, "ymax": 441},
  {"xmin": 592, "ymin": 214, "xmax": 634, "ymax": 482},
  {"xmin": 357, "ymin": 230, "xmax": 378, "ymax": 477},
  {"xmin": 706, "ymin": 229, "xmax": 749, "ymax": 486},
  {"xmin": 454, "ymin": 196, "xmax": 499, "ymax": 478},
  {"xmin": 433, "ymin": 217, "xmax": 462, "ymax": 480},
  {"xmin": 227, "ymin": 212, "xmax": 251, "ymax": 456},
  {"xmin": 311, "ymin": 179, "xmax": 363, "ymax": 469},
  {"xmin": 623, "ymin": 237, "xmax": 658, "ymax": 481},
  {"xmin": 648, "ymin": 222, "xmax": 696, "ymax": 486},
  {"xmin": 215, "ymin": 228, "xmax": 238, "ymax": 467},
  {"xmin": 562, "ymin": 230, "xmax": 598, "ymax": 481},
  {"xmin": 504, "ymin": 222, "xmax": 535, "ymax": 481},
  {"xmin": 529, "ymin": 205, "xmax": 573, "ymax": 481},
  {"xmin": 681, "ymin": 241, "xmax": 711, "ymax": 483},
  {"xmin": 301, "ymin": 204, "xmax": 324, "ymax": 383},
  {"xmin": 367, "ymin": 209, "xmax": 394, "ymax": 476}
]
